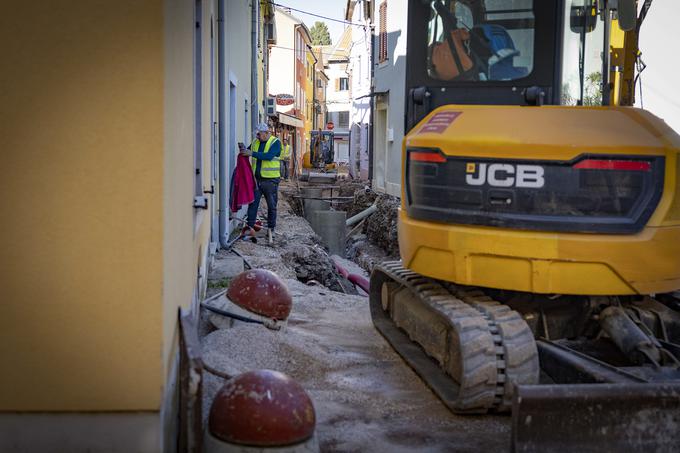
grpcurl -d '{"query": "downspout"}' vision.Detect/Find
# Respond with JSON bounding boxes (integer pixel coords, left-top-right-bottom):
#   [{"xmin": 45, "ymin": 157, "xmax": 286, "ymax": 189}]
[
  {"xmin": 218, "ymin": 0, "xmax": 229, "ymax": 248},
  {"xmin": 251, "ymin": 0, "xmax": 259, "ymax": 130},
  {"xmin": 601, "ymin": 4, "xmax": 612, "ymax": 106},
  {"xmin": 310, "ymin": 45, "xmax": 318, "ymax": 130},
  {"xmin": 263, "ymin": 9, "xmax": 269, "ymax": 118},
  {"xmin": 368, "ymin": 23, "xmax": 375, "ymax": 181}
]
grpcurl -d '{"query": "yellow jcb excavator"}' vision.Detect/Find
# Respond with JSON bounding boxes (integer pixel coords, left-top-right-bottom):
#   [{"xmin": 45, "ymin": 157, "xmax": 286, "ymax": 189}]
[{"xmin": 370, "ymin": 1, "xmax": 680, "ymax": 450}]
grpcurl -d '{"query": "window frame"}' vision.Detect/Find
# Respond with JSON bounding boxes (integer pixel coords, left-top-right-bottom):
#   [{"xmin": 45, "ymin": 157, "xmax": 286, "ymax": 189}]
[
  {"xmin": 338, "ymin": 110, "xmax": 350, "ymax": 128},
  {"xmin": 407, "ymin": 0, "xmax": 558, "ymax": 89}
]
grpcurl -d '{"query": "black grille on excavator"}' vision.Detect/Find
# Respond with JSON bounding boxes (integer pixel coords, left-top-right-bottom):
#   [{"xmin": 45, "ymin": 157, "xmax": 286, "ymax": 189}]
[{"xmin": 405, "ymin": 148, "xmax": 665, "ymax": 234}]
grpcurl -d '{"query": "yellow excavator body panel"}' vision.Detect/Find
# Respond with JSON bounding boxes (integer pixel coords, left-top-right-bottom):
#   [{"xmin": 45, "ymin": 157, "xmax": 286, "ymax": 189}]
[{"xmin": 400, "ymin": 105, "xmax": 680, "ymax": 295}]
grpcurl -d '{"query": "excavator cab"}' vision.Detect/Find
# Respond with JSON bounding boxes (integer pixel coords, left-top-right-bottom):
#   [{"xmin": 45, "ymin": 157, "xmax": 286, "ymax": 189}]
[
  {"xmin": 371, "ymin": 1, "xmax": 680, "ymax": 450},
  {"xmin": 407, "ymin": 0, "xmax": 618, "ymax": 128}
]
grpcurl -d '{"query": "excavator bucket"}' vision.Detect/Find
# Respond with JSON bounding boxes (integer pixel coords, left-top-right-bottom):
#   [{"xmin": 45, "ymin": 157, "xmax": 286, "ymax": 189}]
[{"xmin": 511, "ymin": 383, "xmax": 680, "ymax": 452}]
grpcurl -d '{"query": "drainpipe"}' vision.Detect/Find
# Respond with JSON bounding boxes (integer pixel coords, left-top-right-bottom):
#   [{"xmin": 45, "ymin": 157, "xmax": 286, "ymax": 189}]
[
  {"xmin": 251, "ymin": 0, "xmax": 259, "ymax": 131},
  {"xmin": 218, "ymin": 0, "xmax": 229, "ymax": 249},
  {"xmin": 310, "ymin": 45, "xmax": 318, "ymax": 130},
  {"xmin": 368, "ymin": 20, "xmax": 375, "ymax": 182},
  {"xmin": 263, "ymin": 12, "xmax": 269, "ymax": 116}
]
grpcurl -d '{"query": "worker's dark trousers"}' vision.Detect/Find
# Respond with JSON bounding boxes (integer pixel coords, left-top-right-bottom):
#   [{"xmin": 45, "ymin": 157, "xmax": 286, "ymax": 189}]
[
  {"xmin": 247, "ymin": 177, "xmax": 279, "ymax": 229},
  {"xmin": 280, "ymin": 160, "xmax": 289, "ymax": 179}
]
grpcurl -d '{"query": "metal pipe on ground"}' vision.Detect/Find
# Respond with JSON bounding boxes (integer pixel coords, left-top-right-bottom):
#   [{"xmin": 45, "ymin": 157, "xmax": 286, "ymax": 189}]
[{"xmin": 346, "ymin": 204, "xmax": 377, "ymax": 227}]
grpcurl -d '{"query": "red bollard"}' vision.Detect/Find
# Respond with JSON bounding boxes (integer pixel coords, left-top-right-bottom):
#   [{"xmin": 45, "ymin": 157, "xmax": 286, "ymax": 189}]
[{"xmin": 206, "ymin": 370, "xmax": 318, "ymax": 452}]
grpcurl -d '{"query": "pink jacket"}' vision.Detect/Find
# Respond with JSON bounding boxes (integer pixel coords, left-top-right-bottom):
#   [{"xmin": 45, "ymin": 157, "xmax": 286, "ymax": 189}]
[{"xmin": 230, "ymin": 154, "xmax": 255, "ymax": 213}]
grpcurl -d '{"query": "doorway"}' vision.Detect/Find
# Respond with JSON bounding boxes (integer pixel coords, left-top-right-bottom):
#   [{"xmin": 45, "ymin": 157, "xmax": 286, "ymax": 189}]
[{"xmin": 374, "ymin": 103, "xmax": 388, "ymax": 191}]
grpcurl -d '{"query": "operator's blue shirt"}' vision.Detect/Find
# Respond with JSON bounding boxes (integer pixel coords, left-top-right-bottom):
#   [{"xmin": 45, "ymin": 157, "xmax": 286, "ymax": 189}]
[{"xmin": 249, "ymin": 138, "xmax": 281, "ymax": 179}]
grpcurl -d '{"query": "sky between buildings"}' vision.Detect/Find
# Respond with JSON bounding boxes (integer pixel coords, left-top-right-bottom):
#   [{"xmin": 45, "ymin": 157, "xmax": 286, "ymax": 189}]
[
  {"xmin": 636, "ymin": 0, "xmax": 680, "ymax": 133},
  {"xmin": 276, "ymin": 0, "xmax": 347, "ymax": 44}
]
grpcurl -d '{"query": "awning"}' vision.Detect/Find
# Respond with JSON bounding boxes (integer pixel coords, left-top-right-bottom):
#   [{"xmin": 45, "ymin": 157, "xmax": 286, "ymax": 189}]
[{"xmin": 278, "ymin": 113, "xmax": 304, "ymax": 128}]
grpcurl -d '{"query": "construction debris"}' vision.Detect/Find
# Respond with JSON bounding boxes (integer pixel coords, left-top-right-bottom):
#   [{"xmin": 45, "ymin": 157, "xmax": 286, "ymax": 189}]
[
  {"xmin": 281, "ymin": 244, "xmax": 343, "ymax": 292},
  {"xmin": 364, "ymin": 194, "xmax": 400, "ymax": 257},
  {"xmin": 346, "ymin": 186, "xmax": 378, "ymax": 218},
  {"xmin": 201, "ymin": 181, "xmax": 511, "ymax": 451}
]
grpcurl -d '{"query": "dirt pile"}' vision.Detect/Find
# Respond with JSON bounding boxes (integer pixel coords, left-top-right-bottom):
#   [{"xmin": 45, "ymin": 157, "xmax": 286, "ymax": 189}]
[
  {"xmin": 364, "ymin": 194, "xmax": 400, "ymax": 257},
  {"xmin": 281, "ymin": 243, "xmax": 343, "ymax": 292},
  {"xmin": 347, "ymin": 186, "xmax": 378, "ymax": 218},
  {"xmin": 337, "ymin": 180, "xmax": 368, "ymax": 198},
  {"xmin": 346, "ymin": 235, "xmax": 392, "ymax": 273}
]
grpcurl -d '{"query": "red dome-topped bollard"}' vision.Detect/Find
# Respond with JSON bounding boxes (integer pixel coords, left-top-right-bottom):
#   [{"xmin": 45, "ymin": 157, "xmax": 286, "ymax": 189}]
[
  {"xmin": 208, "ymin": 269, "xmax": 293, "ymax": 330},
  {"xmin": 205, "ymin": 370, "xmax": 318, "ymax": 452},
  {"xmin": 227, "ymin": 269, "xmax": 292, "ymax": 320}
]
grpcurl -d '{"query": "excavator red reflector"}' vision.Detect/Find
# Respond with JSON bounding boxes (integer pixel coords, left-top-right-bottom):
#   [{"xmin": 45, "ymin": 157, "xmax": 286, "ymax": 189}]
[
  {"xmin": 573, "ymin": 160, "xmax": 651, "ymax": 171},
  {"xmin": 411, "ymin": 152, "xmax": 447, "ymax": 163}
]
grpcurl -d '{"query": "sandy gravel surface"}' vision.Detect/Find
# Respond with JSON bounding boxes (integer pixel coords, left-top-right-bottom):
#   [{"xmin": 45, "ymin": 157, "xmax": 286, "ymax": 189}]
[{"xmin": 201, "ymin": 189, "xmax": 510, "ymax": 452}]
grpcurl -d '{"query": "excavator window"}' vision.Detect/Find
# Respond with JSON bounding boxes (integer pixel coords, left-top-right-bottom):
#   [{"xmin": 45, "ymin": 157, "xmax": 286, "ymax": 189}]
[
  {"xmin": 426, "ymin": 0, "xmax": 535, "ymax": 82},
  {"xmin": 560, "ymin": 0, "xmax": 605, "ymax": 105}
]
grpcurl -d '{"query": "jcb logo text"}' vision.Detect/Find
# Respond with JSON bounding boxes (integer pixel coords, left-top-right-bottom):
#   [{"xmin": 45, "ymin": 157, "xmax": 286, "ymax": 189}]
[{"xmin": 465, "ymin": 163, "xmax": 545, "ymax": 188}]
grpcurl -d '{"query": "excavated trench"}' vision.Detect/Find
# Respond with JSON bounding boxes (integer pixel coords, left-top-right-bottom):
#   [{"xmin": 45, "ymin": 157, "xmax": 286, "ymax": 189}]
[{"xmin": 280, "ymin": 180, "xmax": 400, "ymax": 278}]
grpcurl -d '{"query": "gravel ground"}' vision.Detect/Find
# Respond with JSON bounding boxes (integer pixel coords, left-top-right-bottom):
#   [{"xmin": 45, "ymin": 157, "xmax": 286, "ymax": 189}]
[{"xmin": 201, "ymin": 182, "xmax": 511, "ymax": 452}]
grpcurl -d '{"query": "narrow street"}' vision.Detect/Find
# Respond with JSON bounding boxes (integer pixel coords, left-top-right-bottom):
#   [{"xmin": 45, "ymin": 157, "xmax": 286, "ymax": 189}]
[
  {"xmin": 200, "ymin": 184, "xmax": 509, "ymax": 452},
  {"xmin": 4, "ymin": 1, "xmax": 680, "ymax": 451}
]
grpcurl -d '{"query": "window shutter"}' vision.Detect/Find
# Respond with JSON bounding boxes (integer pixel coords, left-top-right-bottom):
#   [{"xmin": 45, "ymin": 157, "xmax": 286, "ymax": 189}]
[{"xmin": 335, "ymin": 78, "xmax": 340, "ymax": 91}]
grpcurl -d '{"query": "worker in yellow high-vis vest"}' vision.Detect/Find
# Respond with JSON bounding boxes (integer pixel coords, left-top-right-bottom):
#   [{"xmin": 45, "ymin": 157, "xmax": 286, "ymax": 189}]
[
  {"xmin": 280, "ymin": 138, "xmax": 291, "ymax": 179},
  {"xmin": 241, "ymin": 123, "xmax": 281, "ymax": 244}
]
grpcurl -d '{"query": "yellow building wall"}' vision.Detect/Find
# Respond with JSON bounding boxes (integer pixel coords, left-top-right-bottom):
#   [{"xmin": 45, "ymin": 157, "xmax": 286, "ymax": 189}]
[
  {"xmin": 163, "ymin": 0, "xmax": 211, "ymax": 390},
  {"xmin": 0, "ymin": 1, "xmax": 165, "ymax": 411}
]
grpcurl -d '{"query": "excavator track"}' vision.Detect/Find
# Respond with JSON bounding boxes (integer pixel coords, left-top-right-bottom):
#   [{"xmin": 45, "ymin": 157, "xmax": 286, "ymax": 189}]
[{"xmin": 370, "ymin": 262, "xmax": 539, "ymax": 413}]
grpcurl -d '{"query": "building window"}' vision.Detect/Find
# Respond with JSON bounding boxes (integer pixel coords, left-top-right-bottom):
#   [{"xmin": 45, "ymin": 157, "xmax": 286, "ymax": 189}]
[
  {"xmin": 338, "ymin": 77, "xmax": 349, "ymax": 91},
  {"xmin": 379, "ymin": 1, "xmax": 388, "ymax": 63},
  {"xmin": 338, "ymin": 111, "xmax": 350, "ymax": 128},
  {"xmin": 316, "ymin": 79, "xmax": 323, "ymax": 88}
]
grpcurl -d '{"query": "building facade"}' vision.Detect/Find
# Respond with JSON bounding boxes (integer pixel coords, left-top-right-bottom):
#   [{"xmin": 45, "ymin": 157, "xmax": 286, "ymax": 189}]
[
  {"xmin": 346, "ymin": 1, "xmax": 374, "ymax": 181},
  {"xmin": 268, "ymin": 8, "xmax": 312, "ymax": 176},
  {"xmin": 324, "ymin": 28, "xmax": 352, "ymax": 166},
  {"xmin": 305, "ymin": 44, "xmax": 318, "ymax": 143},
  {"xmin": 372, "ymin": 0, "xmax": 408, "ymax": 197},
  {"xmin": 0, "ymin": 0, "xmax": 272, "ymax": 450},
  {"xmin": 314, "ymin": 47, "xmax": 330, "ymax": 131}
]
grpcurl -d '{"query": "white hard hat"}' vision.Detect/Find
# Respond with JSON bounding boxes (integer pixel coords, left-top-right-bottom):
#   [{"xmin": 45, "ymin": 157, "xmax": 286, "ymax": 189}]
[{"xmin": 254, "ymin": 122, "xmax": 269, "ymax": 134}]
